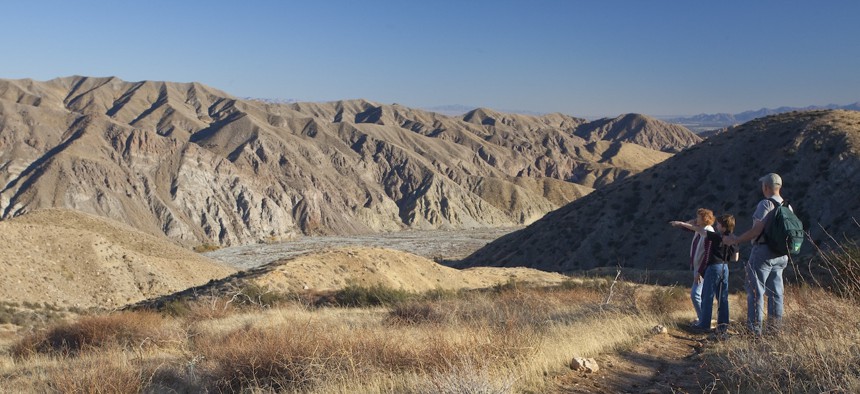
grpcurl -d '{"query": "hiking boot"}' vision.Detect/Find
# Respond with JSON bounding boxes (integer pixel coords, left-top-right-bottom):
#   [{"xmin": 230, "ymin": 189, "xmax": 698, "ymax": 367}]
[
  {"xmin": 686, "ymin": 324, "xmax": 710, "ymax": 334},
  {"xmin": 709, "ymin": 331, "xmax": 731, "ymax": 341}
]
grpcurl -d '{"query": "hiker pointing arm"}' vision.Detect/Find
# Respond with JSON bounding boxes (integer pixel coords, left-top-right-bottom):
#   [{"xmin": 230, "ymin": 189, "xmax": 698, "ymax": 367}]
[{"xmin": 669, "ymin": 220, "xmax": 709, "ymax": 236}]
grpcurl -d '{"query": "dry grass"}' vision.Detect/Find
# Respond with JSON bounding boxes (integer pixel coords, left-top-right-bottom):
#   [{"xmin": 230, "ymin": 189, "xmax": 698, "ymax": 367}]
[
  {"xmin": 11, "ymin": 310, "xmax": 177, "ymax": 358},
  {"xmin": 0, "ymin": 281, "xmax": 658, "ymax": 392},
  {"xmin": 9, "ymin": 260, "xmax": 858, "ymax": 393},
  {"xmin": 704, "ymin": 286, "xmax": 860, "ymax": 393},
  {"xmin": 702, "ymin": 238, "xmax": 860, "ymax": 393}
]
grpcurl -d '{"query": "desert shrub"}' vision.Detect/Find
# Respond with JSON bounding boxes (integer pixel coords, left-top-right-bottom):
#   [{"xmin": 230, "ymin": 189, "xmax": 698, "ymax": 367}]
[
  {"xmin": 198, "ymin": 327, "xmax": 335, "ymax": 392},
  {"xmin": 491, "ymin": 278, "xmax": 521, "ymax": 293},
  {"xmin": 192, "ymin": 243, "xmax": 220, "ymax": 253},
  {"xmin": 12, "ymin": 311, "xmax": 172, "ymax": 358},
  {"xmin": 184, "ymin": 297, "xmax": 238, "ymax": 321},
  {"xmin": 160, "ymin": 296, "xmax": 239, "ymax": 321},
  {"xmin": 411, "ymin": 359, "xmax": 516, "ymax": 394},
  {"xmin": 332, "ymin": 284, "xmax": 414, "ymax": 307},
  {"xmin": 421, "ymin": 287, "xmax": 460, "ymax": 301},
  {"xmin": 46, "ymin": 357, "xmax": 146, "ymax": 394},
  {"xmin": 815, "ymin": 240, "xmax": 860, "ymax": 302},
  {"xmin": 387, "ymin": 301, "xmax": 447, "ymax": 325},
  {"xmin": 232, "ymin": 283, "xmax": 293, "ymax": 307},
  {"xmin": 640, "ymin": 285, "xmax": 687, "ymax": 317},
  {"xmin": 161, "ymin": 298, "xmax": 192, "ymax": 317}
]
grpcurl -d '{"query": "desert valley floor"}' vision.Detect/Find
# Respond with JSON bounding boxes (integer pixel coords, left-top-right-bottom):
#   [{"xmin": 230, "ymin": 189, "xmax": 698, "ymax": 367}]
[{"xmin": 205, "ymin": 227, "xmax": 521, "ymax": 269}]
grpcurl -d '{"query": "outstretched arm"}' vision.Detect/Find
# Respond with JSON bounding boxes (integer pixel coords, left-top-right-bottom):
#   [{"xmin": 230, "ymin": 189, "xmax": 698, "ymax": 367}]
[{"xmin": 669, "ymin": 221, "xmax": 707, "ymax": 236}]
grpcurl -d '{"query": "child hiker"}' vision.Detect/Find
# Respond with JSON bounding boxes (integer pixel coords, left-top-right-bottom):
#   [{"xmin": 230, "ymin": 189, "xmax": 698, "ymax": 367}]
[
  {"xmin": 672, "ymin": 208, "xmax": 715, "ymax": 327},
  {"xmin": 671, "ymin": 213, "xmax": 739, "ymax": 336}
]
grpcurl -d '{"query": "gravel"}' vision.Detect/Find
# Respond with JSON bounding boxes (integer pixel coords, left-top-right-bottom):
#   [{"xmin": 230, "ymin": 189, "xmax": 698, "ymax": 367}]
[{"xmin": 204, "ymin": 227, "xmax": 521, "ymax": 270}]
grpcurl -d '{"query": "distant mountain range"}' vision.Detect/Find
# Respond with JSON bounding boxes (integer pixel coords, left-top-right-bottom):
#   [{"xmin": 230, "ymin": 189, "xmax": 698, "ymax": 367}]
[{"xmin": 667, "ymin": 103, "xmax": 860, "ymax": 132}]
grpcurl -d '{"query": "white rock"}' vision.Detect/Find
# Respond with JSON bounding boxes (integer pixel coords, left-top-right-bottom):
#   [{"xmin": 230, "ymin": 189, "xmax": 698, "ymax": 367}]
[{"xmin": 570, "ymin": 357, "xmax": 599, "ymax": 373}]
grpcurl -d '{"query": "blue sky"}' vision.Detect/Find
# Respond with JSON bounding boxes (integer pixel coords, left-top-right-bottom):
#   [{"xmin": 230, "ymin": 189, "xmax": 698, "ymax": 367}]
[{"xmin": 2, "ymin": 1, "xmax": 858, "ymax": 117}]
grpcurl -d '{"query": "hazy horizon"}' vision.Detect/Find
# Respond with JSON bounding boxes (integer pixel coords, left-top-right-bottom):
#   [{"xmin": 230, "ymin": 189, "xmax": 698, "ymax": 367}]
[{"xmin": 2, "ymin": 1, "xmax": 858, "ymax": 117}]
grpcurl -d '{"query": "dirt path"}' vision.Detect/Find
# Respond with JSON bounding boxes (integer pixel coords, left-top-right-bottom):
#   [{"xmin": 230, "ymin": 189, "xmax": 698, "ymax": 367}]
[{"xmin": 552, "ymin": 328, "xmax": 718, "ymax": 393}]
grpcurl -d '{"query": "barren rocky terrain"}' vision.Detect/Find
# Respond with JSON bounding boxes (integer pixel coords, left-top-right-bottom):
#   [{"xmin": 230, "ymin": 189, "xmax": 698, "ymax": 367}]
[{"xmin": 0, "ymin": 76, "xmax": 696, "ymax": 248}]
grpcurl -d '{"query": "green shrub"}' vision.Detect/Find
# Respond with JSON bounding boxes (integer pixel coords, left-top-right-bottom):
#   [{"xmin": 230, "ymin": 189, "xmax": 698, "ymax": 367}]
[
  {"xmin": 193, "ymin": 243, "xmax": 221, "ymax": 253},
  {"xmin": 333, "ymin": 284, "xmax": 413, "ymax": 307}
]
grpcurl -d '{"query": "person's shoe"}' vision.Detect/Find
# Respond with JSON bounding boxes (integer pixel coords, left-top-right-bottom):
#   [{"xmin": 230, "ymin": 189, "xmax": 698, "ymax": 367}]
[
  {"xmin": 710, "ymin": 330, "xmax": 731, "ymax": 341},
  {"xmin": 686, "ymin": 324, "xmax": 710, "ymax": 334}
]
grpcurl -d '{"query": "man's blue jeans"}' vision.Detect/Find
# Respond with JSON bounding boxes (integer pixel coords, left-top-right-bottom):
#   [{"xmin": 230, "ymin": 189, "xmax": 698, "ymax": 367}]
[
  {"xmin": 697, "ymin": 263, "xmax": 729, "ymax": 332},
  {"xmin": 745, "ymin": 245, "xmax": 789, "ymax": 335},
  {"xmin": 691, "ymin": 273, "xmax": 703, "ymax": 324}
]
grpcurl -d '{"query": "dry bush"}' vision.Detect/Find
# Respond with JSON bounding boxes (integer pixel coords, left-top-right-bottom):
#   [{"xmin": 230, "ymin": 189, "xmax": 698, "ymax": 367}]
[
  {"xmin": 705, "ymin": 286, "xmax": 860, "ymax": 393},
  {"xmin": 814, "ymin": 239, "xmax": 860, "ymax": 302},
  {"xmin": 412, "ymin": 358, "xmax": 517, "ymax": 394},
  {"xmin": 180, "ymin": 296, "xmax": 238, "ymax": 321},
  {"xmin": 195, "ymin": 326, "xmax": 335, "ymax": 391},
  {"xmin": 387, "ymin": 301, "xmax": 448, "ymax": 325},
  {"xmin": 45, "ymin": 356, "xmax": 147, "ymax": 394},
  {"xmin": 11, "ymin": 310, "xmax": 174, "ymax": 358},
  {"xmin": 639, "ymin": 285, "xmax": 687, "ymax": 317}
]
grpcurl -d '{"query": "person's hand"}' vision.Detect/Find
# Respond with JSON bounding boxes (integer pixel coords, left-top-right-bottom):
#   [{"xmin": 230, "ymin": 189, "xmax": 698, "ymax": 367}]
[
  {"xmin": 723, "ymin": 234, "xmax": 737, "ymax": 245},
  {"xmin": 695, "ymin": 273, "xmax": 703, "ymax": 284},
  {"xmin": 669, "ymin": 221, "xmax": 682, "ymax": 227}
]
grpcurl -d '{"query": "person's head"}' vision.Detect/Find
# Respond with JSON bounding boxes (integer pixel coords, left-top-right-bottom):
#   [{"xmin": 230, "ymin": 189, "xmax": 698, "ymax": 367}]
[
  {"xmin": 716, "ymin": 213, "xmax": 735, "ymax": 234},
  {"xmin": 696, "ymin": 208, "xmax": 715, "ymax": 227},
  {"xmin": 759, "ymin": 173, "xmax": 782, "ymax": 197}
]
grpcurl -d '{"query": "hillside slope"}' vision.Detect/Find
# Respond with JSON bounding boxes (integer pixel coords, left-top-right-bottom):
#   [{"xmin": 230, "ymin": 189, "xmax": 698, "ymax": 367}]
[
  {"xmin": 0, "ymin": 76, "xmax": 686, "ymax": 246},
  {"xmin": 0, "ymin": 209, "xmax": 235, "ymax": 308},
  {"xmin": 462, "ymin": 110, "xmax": 860, "ymax": 271},
  {"xmin": 575, "ymin": 113, "xmax": 701, "ymax": 153}
]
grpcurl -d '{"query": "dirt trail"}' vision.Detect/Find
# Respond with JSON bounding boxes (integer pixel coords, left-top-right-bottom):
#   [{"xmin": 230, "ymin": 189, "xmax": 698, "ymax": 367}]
[{"xmin": 552, "ymin": 328, "xmax": 717, "ymax": 393}]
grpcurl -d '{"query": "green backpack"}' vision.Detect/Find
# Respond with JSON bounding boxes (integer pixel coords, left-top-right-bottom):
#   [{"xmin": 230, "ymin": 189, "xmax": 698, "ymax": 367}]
[{"xmin": 760, "ymin": 198, "xmax": 804, "ymax": 256}]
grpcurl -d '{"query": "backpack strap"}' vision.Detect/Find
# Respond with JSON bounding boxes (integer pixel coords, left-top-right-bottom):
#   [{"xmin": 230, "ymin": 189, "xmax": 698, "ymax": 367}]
[{"xmin": 755, "ymin": 198, "xmax": 783, "ymax": 244}]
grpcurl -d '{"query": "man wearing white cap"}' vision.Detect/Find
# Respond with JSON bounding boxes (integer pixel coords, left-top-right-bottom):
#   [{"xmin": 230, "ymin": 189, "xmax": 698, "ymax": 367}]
[{"xmin": 724, "ymin": 173, "xmax": 790, "ymax": 336}]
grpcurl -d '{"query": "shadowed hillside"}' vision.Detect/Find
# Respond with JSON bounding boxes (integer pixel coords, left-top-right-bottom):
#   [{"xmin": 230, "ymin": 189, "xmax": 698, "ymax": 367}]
[
  {"xmin": 0, "ymin": 76, "xmax": 694, "ymax": 246},
  {"xmin": 462, "ymin": 110, "xmax": 860, "ymax": 271}
]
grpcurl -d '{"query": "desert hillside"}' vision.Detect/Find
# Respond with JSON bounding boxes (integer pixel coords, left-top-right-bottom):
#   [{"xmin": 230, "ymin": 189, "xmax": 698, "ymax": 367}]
[
  {"xmin": 0, "ymin": 76, "xmax": 692, "ymax": 246},
  {"xmin": 463, "ymin": 110, "xmax": 860, "ymax": 271},
  {"xmin": 574, "ymin": 113, "xmax": 702, "ymax": 153},
  {"xmin": 0, "ymin": 209, "xmax": 235, "ymax": 308}
]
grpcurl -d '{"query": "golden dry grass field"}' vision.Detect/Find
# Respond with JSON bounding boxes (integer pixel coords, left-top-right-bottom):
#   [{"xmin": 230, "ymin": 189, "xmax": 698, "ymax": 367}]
[{"xmin": 2, "ymin": 241, "xmax": 858, "ymax": 394}]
